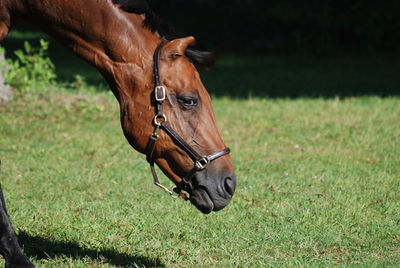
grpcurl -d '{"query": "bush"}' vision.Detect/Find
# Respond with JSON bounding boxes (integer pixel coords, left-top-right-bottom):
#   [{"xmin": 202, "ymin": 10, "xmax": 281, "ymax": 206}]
[{"xmin": 3, "ymin": 39, "xmax": 56, "ymax": 92}]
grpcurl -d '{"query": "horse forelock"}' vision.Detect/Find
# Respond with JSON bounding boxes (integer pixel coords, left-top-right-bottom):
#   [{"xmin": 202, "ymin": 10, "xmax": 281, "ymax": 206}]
[{"xmin": 112, "ymin": 0, "xmax": 216, "ymax": 68}]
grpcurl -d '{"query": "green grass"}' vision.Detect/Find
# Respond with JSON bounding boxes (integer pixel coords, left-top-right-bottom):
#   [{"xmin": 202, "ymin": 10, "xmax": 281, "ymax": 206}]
[
  {"xmin": 1, "ymin": 27, "xmax": 400, "ymax": 266},
  {"xmin": 0, "ymin": 87, "xmax": 399, "ymax": 267}
]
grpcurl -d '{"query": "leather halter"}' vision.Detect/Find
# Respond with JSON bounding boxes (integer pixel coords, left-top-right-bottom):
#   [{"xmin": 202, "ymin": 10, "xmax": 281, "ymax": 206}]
[{"xmin": 145, "ymin": 39, "xmax": 231, "ymax": 200}]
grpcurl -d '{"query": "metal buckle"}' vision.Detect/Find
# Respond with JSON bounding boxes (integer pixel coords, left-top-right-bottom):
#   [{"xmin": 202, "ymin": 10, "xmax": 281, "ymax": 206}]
[
  {"xmin": 195, "ymin": 156, "xmax": 209, "ymax": 170},
  {"xmin": 153, "ymin": 114, "xmax": 167, "ymax": 126},
  {"xmin": 150, "ymin": 124, "xmax": 160, "ymax": 139},
  {"xmin": 154, "ymin": 86, "xmax": 166, "ymax": 102}
]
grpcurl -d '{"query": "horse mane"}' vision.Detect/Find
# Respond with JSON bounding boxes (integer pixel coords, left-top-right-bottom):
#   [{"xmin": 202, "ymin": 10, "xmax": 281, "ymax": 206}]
[{"xmin": 112, "ymin": 0, "xmax": 215, "ymax": 68}]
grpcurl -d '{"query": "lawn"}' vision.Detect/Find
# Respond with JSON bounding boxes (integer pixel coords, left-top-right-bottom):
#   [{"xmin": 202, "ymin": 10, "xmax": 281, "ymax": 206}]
[{"xmin": 0, "ymin": 28, "xmax": 400, "ymax": 267}]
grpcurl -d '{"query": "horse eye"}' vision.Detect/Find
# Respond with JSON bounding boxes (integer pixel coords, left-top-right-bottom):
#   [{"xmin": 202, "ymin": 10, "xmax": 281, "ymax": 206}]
[{"xmin": 178, "ymin": 96, "xmax": 199, "ymax": 108}]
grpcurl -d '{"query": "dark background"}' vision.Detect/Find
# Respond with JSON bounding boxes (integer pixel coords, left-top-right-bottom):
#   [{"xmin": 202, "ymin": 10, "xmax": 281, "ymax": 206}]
[
  {"xmin": 148, "ymin": 0, "xmax": 400, "ymax": 55},
  {"xmin": 2, "ymin": 0, "xmax": 400, "ymax": 97}
]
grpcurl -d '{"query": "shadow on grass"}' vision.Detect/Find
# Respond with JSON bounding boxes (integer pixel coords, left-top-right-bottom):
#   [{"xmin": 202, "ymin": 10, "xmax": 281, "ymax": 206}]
[{"xmin": 18, "ymin": 231, "xmax": 165, "ymax": 267}]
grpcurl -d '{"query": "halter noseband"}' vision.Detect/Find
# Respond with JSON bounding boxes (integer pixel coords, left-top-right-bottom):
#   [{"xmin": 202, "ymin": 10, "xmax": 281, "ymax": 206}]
[{"xmin": 145, "ymin": 39, "xmax": 230, "ymax": 201}]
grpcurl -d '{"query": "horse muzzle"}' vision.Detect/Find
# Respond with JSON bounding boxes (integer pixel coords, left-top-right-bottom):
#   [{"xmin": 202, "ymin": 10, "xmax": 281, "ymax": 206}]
[{"xmin": 189, "ymin": 169, "xmax": 236, "ymax": 214}]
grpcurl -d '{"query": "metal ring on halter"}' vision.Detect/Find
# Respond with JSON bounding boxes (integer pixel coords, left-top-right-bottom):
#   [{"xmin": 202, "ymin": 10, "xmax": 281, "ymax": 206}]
[
  {"xmin": 169, "ymin": 186, "xmax": 180, "ymax": 199},
  {"xmin": 154, "ymin": 182, "xmax": 179, "ymax": 198},
  {"xmin": 153, "ymin": 114, "xmax": 167, "ymax": 126}
]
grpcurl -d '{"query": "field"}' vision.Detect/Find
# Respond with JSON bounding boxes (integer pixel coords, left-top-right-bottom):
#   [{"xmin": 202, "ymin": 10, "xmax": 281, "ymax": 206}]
[{"xmin": 0, "ymin": 29, "xmax": 400, "ymax": 267}]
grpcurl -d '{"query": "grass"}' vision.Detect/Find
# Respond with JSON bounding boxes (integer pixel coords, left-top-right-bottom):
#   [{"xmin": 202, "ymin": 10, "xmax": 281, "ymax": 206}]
[
  {"xmin": 1, "ymin": 26, "xmax": 400, "ymax": 267},
  {"xmin": 0, "ymin": 88, "xmax": 399, "ymax": 267}
]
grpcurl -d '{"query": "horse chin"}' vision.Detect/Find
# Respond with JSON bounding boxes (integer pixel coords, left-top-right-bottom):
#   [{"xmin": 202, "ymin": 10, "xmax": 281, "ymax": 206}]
[{"xmin": 189, "ymin": 187, "xmax": 214, "ymax": 214}]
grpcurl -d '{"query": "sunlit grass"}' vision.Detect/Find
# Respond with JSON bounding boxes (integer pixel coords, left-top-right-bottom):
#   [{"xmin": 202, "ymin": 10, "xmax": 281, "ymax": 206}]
[{"xmin": 0, "ymin": 87, "xmax": 399, "ymax": 266}]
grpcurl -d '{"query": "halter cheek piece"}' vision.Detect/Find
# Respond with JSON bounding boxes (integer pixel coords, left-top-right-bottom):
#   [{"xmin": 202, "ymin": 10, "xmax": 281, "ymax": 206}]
[{"xmin": 145, "ymin": 39, "xmax": 230, "ymax": 201}]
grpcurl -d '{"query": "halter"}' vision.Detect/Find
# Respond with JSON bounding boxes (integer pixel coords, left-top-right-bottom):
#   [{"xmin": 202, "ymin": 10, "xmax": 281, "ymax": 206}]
[{"xmin": 145, "ymin": 39, "xmax": 231, "ymax": 201}]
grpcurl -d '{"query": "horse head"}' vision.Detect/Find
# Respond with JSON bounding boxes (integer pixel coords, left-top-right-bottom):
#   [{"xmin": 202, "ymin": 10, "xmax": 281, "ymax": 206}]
[{"xmin": 119, "ymin": 37, "xmax": 236, "ymax": 214}]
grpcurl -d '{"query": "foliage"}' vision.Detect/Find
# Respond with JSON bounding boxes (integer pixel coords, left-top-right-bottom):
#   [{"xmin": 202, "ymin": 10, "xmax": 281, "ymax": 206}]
[
  {"xmin": 3, "ymin": 39, "xmax": 56, "ymax": 92},
  {"xmin": 70, "ymin": 74, "xmax": 88, "ymax": 92}
]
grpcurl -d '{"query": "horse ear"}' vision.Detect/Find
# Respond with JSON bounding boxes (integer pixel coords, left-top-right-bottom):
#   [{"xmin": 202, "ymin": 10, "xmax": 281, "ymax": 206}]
[{"xmin": 162, "ymin": 36, "xmax": 196, "ymax": 60}]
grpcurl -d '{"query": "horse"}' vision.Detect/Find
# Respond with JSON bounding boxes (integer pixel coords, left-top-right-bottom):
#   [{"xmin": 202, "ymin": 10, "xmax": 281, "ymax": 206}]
[{"xmin": 0, "ymin": 0, "xmax": 236, "ymax": 266}]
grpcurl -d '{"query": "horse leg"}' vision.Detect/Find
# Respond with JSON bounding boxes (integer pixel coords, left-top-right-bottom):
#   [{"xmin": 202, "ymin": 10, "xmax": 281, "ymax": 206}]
[{"xmin": 0, "ymin": 162, "xmax": 34, "ymax": 268}]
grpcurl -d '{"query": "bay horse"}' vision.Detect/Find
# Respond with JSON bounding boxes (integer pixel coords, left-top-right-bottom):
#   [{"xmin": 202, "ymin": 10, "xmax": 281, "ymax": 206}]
[{"xmin": 0, "ymin": 0, "xmax": 236, "ymax": 266}]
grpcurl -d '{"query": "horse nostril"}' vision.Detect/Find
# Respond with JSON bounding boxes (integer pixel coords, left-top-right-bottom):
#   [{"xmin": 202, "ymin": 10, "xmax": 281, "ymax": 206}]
[{"xmin": 223, "ymin": 176, "xmax": 236, "ymax": 196}]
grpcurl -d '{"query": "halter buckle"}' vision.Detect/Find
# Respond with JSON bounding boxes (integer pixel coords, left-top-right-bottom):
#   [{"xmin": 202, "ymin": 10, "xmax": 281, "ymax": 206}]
[
  {"xmin": 150, "ymin": 125, "xmax": 160, "ymax": 139},
  {"xmin": 155, "ymin": 86, "xmax": 166, "ymax": 102},
  {"xmin": 195, "ymin": 156, "xmax": 209, "ymax": 170}
]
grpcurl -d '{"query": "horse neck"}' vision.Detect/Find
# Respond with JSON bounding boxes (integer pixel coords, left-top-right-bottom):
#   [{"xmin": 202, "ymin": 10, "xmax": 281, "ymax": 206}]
[{"xmin": 9, "ymin": 0, "xmax": 160, "ymax": 101}]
